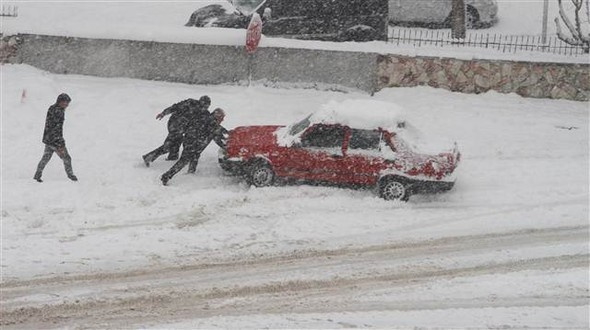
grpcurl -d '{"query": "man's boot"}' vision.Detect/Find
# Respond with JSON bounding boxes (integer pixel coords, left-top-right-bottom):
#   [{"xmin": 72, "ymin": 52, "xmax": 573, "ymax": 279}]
[
  {"xmin": 187, "ymin": 161, "xmax": 198, "ymax": 174},
  {"xmin": 142, "ymin": 154, "xmax": 151, "ymax": 167},
  {"xmin": 33, "ymin": 172, "xmax": 43, "ymax": 183},
  {"xmin": 161, "ymin": 174, "xmax": 170, "ymax": 186}
]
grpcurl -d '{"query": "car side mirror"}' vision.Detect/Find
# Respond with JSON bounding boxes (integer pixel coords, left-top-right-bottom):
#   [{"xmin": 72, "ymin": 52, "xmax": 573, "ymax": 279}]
[{"xmin": 263, "ymin": 7, "xmax": 272, "ymax": 20}]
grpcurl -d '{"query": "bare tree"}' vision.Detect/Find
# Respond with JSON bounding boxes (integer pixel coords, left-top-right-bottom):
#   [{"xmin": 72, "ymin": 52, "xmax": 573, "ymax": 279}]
[
  {"xmin": 554, "ymin": 0, "xmax": 589, "ymax": 52},
  {"xmin": 451, "ymin": 0, "xmax": 466, "ymax": 39}
]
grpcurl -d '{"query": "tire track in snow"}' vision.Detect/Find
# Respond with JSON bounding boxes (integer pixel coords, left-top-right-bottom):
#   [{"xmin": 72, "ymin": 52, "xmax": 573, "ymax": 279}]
[
  {"xmin": 1, "ymin": 254, "xmax": 587, "ymax": 328},
  {"xmin": 3, "ymin": 224, "xmax": 586, "ymax": 288},
  {"xmin": 1, "ymin": 225, "xmax": 587, "ymax": 327}
]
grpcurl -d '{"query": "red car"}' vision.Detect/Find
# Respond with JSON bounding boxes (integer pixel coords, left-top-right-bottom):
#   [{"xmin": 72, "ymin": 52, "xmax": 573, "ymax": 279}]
[{"xmin": 219, "ymin": 100, "xmax": 460, "ymax": 201}]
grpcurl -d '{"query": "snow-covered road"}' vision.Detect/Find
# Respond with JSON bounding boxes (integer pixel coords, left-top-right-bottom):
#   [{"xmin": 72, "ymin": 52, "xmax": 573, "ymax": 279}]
[
  {"xmin": 1, "ymin": 65, "xmax": 589, "ymax": 327},
  {"xmin": 2, "ymin": 226, "xmax": 588, "ymax": 328}
]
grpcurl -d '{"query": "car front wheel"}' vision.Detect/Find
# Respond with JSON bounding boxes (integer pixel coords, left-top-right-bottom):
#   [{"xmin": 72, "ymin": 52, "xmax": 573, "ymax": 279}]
[
  {"xmin": 379, "ymin": 177, "xmax": 409, "ymax": 201},
  {"xmin": 249, "ymin": 162, "xmax": 275, "ymax": 187}
]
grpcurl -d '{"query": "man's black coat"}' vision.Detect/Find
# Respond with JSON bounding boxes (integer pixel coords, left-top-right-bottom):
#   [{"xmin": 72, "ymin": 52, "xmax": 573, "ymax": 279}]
[{"xmin": 42, "ymin": 104, "xmax": 66, "ymax": 148}]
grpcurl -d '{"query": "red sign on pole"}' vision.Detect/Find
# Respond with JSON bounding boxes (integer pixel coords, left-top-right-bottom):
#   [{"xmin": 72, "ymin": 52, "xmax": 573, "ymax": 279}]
[{"xmin": 245, "ymin": 13, "xmax": 262, "ymax": 54}]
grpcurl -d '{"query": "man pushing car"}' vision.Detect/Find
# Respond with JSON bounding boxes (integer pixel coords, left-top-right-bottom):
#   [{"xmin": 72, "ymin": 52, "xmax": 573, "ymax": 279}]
[
  {"xmin": 160, "ymin": 107, "xmax": 228, "ymax": 186},
  {"xmin": 142, "ymin": 95, "xmax": 212, "ymax": 166}
]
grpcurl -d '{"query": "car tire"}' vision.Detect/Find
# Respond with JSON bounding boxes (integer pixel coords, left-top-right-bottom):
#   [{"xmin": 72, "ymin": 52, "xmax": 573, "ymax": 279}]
[
  {"xmin": 379, "ymin": 177, "xmax": 409, "ymax": 201},
  {"xmin": 444, "ymin": 5, "xmax": 480, "ymax": 29},
  {"xmin": 248, "ymin": 161, "xmax": 275, "ymax": 187},
  {"xmin": 340, "ymin": 25, "xmax": 377, "ymax": 42},
  {"xmin": 465, "ymin": 6, "xmax": 480, "ymax": 29}
]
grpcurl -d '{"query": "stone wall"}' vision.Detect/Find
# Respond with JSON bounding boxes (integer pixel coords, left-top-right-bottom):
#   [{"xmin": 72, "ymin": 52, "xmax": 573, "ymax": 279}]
[
  {"xmin": 252, "ymin": 47, "xmax": 378, "ymax": 92},
  {"xmin": 11, "ymin": 34, "xmax": 379, "ymax": 93},
  {"xmin": 377, "ymin": 55, "xmax": 590, "ymax": 101},
  {"xmin": 6, "ymin": 33, "xmax": 589, "ymax": 101},
  {"xmin": 0, "ymin": 35, "xmax": 21, "ymax": 63},
  {"xmin": 13, "ymin": 35, "xmax": 248, "ymax": 85}
]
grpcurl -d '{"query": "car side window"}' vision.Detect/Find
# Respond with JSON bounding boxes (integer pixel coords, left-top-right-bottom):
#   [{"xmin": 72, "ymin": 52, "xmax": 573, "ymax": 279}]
[
  {"xmin": 349, "ymin": 129, "xmax": 381, "ymax": 151},
  {"xmin": 234, "ymin": 0, "xmax": 265, "ymax": 13},
  {"xmin": 301, "ymin": 125, "xmax": 345, "ymax": 149},
  {"xmin": 259, "ymin": 0, "xmax": 288, "ymax": 18}
]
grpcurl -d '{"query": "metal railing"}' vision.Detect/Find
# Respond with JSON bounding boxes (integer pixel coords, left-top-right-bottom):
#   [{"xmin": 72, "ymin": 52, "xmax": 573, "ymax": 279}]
[
  {"xmin": 388, "ymin": 28, "xmax": 588, "ymax": 57},
  {"xmin": 1, "ymin": 5, "xmax": 18, "ymax": 17}
]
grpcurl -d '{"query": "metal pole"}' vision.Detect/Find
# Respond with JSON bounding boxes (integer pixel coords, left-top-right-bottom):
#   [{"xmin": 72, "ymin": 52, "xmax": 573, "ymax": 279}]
[
  {"xmin": 247, "ymin": 53, "xmax": 253, "ymax": 87},
  {"xmin": 542, "ymin": 0, "xmax": 549, "ymax": 43},
  {"xmin": 451, "ymin": 0, "xmax": 466, "ymax": 39}
]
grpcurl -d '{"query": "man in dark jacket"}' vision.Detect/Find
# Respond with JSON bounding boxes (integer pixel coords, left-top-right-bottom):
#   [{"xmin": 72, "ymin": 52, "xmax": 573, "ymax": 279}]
[
  {"xmin": 142, "ymin": 95, "xmax": 211, "ymax": 166},
  {"xmin": 33, "ymin": 93, "xmax": 77, "ymax": 182},
  {"xmin": 161, "ymin": 108, "xmax": 227, "ymax": 186}
]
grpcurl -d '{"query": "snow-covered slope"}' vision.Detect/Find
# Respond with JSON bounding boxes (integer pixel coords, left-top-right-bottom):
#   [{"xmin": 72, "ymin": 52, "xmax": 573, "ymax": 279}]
[{"xmin": 1, "ymin": 65, "xmax": 588, "ymax": 328}]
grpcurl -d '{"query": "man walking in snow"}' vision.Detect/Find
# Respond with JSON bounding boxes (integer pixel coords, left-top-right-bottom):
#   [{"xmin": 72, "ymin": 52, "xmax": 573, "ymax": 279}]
[
  {"xmin": 161, "ymin": 108, "xmax": 228, "ymax": 186},
  {"xmin": 33, "ymin": 93, "xmax": 78, "ymax": 182},
  {"xmin": 142, "ymin": 95, "xmax": 211, "ymax": 166}
]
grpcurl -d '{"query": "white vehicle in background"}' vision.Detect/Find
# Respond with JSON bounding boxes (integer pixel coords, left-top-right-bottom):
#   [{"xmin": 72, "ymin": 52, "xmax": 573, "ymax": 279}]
[{"xmin": 389, "ymin": 0, "xmax": 498, "ymax": 29}]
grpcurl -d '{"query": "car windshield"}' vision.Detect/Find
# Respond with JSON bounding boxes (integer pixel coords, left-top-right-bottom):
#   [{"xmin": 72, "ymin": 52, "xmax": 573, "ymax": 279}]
[
  {"xmin": 289, "ymin": 114, "xmax": 311, "ymax": 136},
  {"xmin": 230, "ymin": 0, "xmax": 265, "ymax": 14}
]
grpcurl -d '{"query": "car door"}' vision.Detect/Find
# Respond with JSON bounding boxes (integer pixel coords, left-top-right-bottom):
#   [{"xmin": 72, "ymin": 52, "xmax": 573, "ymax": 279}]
[
  {"xmin": 399, "ymin": 0, "xmax": 450, "ymax": 24},
  {"xmin": 389, "ymin": 0, "xmax": 403, "ymax": 22},
  {"xmin": 339, "ymin": 128, "xmax": 386, "ymax": 185},
  {"xmin": 256, "ymin": 0, "xmax": 315, "ymax": 37},
  {"xmin": 282, "ymin": 124, "xmax": 347, "ymax": 182}
]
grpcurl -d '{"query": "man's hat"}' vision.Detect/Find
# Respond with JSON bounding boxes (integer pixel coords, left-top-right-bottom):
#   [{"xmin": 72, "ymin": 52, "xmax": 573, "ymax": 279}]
[
  {"xmin": 212, "ymin": 108, "xmax": 225, "ymax": 116},
  {"xmin": 56, "ymin": 93, "xmax": 71, "ymax": 103},
  {"xmin": 199, "ymin": 95, "xmax": 211, "ymax": 106}
]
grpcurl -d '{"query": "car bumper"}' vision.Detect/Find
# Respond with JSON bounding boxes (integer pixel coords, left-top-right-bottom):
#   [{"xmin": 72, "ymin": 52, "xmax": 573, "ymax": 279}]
[
  {"xmin": 407, "ymin": 179, "xmax": 455, "ymax": 195},
  {"xmin": 218, "ymin": 150, "xmax": 245, "ymax": 174}
]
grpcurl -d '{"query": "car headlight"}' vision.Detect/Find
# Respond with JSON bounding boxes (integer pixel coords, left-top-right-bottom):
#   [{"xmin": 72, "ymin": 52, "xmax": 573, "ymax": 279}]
[{"xmin": 431, "ymin": 161, "xmax": 441, "ymax": 172}]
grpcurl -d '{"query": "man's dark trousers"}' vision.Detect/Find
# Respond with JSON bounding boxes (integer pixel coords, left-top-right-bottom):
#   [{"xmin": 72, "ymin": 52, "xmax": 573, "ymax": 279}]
[{"xmin": 35, "ymin": 144, "xmax": 75, "ymax": 178}]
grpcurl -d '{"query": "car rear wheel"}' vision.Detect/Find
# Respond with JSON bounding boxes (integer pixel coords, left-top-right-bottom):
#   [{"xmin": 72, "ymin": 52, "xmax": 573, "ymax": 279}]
[
  {"xmin": 444, "ymin": 5, "xmax": 480, "ymax": 29},
  {"xmin": 466, "ymin": 6, "xmax": 480, "ymax": 29},
  {"xmin": 379, "ymin": 177, "xmax": 409, "ymax": 201},
  {"xmin": 339, "ymin": 25, "xmax": 378, "ymax": 42},
  {"xmin": 249, "ymin": 161, "xmax": 275, "ymax": 187}
]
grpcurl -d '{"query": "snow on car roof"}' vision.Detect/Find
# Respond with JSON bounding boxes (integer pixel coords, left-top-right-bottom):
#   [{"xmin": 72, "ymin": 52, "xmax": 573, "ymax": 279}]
[
  {"xmin": 310, "ymin": 99, "xmax": 407, "ymax": 131},
  {"xmin": 275, "ymin": 99, "xmax": 411, "ymax": 147},
  {"xmin": 275, "ymin": 98, "xmax": 454, "ymax": 153}
]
